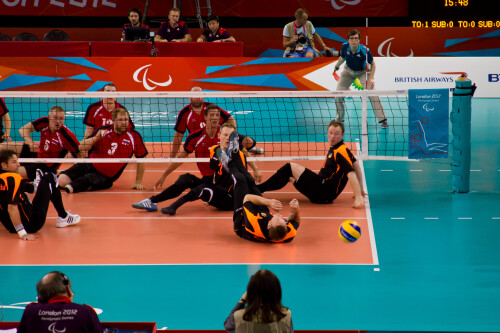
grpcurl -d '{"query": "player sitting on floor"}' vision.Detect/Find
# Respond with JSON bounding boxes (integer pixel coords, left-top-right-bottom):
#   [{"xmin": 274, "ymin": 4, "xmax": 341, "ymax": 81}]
[
  {"xmin": 258, "ymin": 120, "xmax": 365, "ymax": 208},
  {"xmin": 58, "ymin": 108, "xmax": 147, "ymax": 193},
  {"xmin": 0, "ymin": 150, "xmax": 80, "ymax": 241},
  {"xmin": 132, "ymin": 106, "xmax": 248, "ymax": 215},
  {"xmin": 171, "ymin": 86, "xmax": 264, "ymax": 159},
  {"xmin": 217, "ymin": 127, "xmax": 301, "ymax": 243},
  {"xmin": 0, "ymin": 106, "xmax": 81, "ymax": 226}
]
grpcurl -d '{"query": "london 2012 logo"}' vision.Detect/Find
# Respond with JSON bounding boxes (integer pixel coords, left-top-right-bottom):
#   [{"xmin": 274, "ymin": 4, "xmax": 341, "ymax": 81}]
[
  {"xmin": 328, "ymin": 0, "xmax": 361, "ymax": 10},
  {"xmin": 133, "ymin": 64, "xmax": 172, "ymax": 91}
]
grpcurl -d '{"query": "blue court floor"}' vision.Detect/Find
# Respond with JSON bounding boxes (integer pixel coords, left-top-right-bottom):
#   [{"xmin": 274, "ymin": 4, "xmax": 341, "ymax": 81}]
[{"xmin": 1, "ymin": 98, "xmax": 499, "ymax": 331}]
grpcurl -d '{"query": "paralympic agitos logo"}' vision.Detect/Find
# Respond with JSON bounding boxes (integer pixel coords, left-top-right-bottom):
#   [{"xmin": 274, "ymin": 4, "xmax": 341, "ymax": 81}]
[
  {"xmin": 329, "ymin": 0, "xmax": 361, "ymax": 10},
  {"xmin": 133, "ymin": 64, "xmax": 172, "ymax": 91}
]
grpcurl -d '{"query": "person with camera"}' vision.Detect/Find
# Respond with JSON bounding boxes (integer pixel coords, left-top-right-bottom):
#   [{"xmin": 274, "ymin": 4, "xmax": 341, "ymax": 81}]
[
  {"xmin": 283, "ymin": 8, "xmax": 331, "ymax": 58},
  {"xmin": 17, "ymin": 271, "xmax": 102, "ymax": 333}
]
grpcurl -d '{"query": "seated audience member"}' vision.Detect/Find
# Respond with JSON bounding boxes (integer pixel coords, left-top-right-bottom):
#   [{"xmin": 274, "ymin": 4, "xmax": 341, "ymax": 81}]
[
  {"xmin": 59, "ymin": 108, "xmax": 147, "ymax": 193},
  {"xmin": 0, "ymin": 97, "xmax": 11, "ymax": 143},
  {"xmin": 197, "ymin": 15, "xmax": 235, "ymax": 42},
  {"xmin": 155, "ymin": 7, "xmax": 192, "ymax": 42},
  {"xmin": 121, "ymin": 8, "xmax": 150, "ymax": 41},
  {"xmin": 283, "ymin": 8, "xmax": 331, "ymax": 58},
  {"xmin": 17, "ymin": 271, "xmax": 102, "ymax": 332},
  {"xmin": 224, "ymin": 269, "xmax": 293, "ymax": 333}
]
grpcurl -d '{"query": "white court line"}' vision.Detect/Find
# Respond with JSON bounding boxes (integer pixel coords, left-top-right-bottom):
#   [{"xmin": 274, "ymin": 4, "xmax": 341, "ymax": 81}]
[
  {"xmin": 493, "ymin": 217, "xmax": 500, "ymax": 220},
  {"xmin": 409, "ymin": 170, "xmax": 422, "ymax": 172},
  {"xmin": 470, "ymin": 170, "xmax": 482, "ymax": 172},
  {"xmin": 380, "ymin": 170, "xmax": 393, "ymax": 172},
  {"xmin": 390, "ymin": 217, "xmax": 406, "ymax": 220},
  {"xmin": 439, "ymin": 170, "xmax": 452, "ymax": 172},
  {"xmin": 458, "ymin": 217, "xmax": 473, "ymax": 220},
  {"xmin": 424, "ymin": 217, "xmax": 439, "ymax": 220}
]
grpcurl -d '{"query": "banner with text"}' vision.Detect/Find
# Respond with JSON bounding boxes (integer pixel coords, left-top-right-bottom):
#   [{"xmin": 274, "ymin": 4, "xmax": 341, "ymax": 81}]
[{"xmin": 408, "ymin": 89, "xmax": 449, "ymax": 159}]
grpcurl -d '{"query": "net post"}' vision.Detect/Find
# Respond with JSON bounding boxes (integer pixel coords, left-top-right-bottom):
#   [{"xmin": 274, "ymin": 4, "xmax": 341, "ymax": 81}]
[
  {"xmin": 451, "ymin": 76, "xmax": 473, "ymax": 193},
  {"xmin": 361, "ymin": 90, "xmax": 369, "ymax": 158}
]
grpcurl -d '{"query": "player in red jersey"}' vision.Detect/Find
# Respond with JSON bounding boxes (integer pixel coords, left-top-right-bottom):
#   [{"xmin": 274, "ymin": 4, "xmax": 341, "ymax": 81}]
[
  {"xmin": 59, "ymin": 108, "xmax": 148, "ymax": 193},
  {"xmin": 0, "ymin": 106, "xmax": 81, "ymax": 227},
  {"xmin": 172, "ymin": 87, "xmax": 264, "ymax": 178},
  {"xmin": 0, "ymin": 98, "xmax": 12, "ymax": 143},
  {"xmin": 83, "ymin": 83, "xmax": 130, "ymax": 139}
]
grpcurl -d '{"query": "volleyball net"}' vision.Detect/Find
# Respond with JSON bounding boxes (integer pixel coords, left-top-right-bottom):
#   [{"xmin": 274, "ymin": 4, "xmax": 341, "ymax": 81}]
[{"xmin": 1, "ymin": 90, "xmax": 415, "ymax": 164}]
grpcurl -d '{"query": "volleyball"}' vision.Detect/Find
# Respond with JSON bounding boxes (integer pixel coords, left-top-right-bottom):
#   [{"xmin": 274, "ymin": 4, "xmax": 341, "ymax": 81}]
[{"xmin": 339, "ymin": 220, "xmax": 361, "ymax": 243}]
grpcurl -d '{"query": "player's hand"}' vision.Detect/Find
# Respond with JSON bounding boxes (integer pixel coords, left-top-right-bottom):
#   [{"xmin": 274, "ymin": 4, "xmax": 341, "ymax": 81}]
[
  {"xmin": 2, "ymin": 135, "xmax": 12, "ymax": 142},
  {"xmin": 352, "ymin": 195, "xmax": 365, "ymax": 208},
  {"xmin": 253, "ymin": 170, "xmax": 262, "ymax": 184},
  {"xmin": 197, "ymin": 38, "xmax": 204, "ymax": 42},
  {"xmin": 268, "ymin": 199, "xmax": 282, "ymax": 212},
  {"xmin": 289, "ymin": 199, "xmax": 299, "ymax": 214},
  {"xmin": 154, "ymin": 175, "xmax": 166, "ymax": 190},
  {"xmin": 213, "ymin": 39, "xmax": 222, "ymax": 43},
  {"xmin": 291, "ymin": 35, "xmax": 299, "ymax": 43},
  {"xmin": 21, "ymin": 234, "xmax": 37, "ymax": 241},
  {"xmin": 131, "ymin": 183, "xmax": 145, "ymax": 190}
]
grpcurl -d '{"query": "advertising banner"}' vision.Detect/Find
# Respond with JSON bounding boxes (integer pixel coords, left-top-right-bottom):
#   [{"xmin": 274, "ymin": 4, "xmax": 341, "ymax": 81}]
[
  {"xmin": 408, "ymin": 89, "xmax": 449, "ymax": 159},
  {"xmin": 0, "ymin": 0, "xmax": 407, "ymax": 17}
]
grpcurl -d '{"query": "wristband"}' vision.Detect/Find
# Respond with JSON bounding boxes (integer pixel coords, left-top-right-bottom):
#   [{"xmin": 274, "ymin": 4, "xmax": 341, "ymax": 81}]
[{"xmin": 17, "ymin": 229, "xmax": 27, "ymax": 238}]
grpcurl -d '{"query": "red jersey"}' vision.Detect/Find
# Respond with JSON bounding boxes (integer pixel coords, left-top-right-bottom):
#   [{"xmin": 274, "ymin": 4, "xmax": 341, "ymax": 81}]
[
  {"xmin": 89, "ymin": 125, "xmax": 148, "ymax": 180},
  {"xmin": 31, "ymin": 117, "xmax": 80, "ymax": 170},
  {"xmin": 174, "ymin": 102, "xmax": 231, "ymax": 135},
  {"xmin": 83, "ymin": 100, "xmax": 133, "ymax": 130},
  {"xmin": 183, "ymin": 127, "xmax": 220, "ymax": 176}
]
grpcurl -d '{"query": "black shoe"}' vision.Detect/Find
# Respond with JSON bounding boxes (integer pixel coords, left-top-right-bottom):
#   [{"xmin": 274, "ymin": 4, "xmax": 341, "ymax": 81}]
[
  {"xmin": 161, "ymin": 206, "xmax": 176, "ymax": 215},
  {"xmin": 227, "ymin": 131, "xmax": 239, "ymax": 154}
]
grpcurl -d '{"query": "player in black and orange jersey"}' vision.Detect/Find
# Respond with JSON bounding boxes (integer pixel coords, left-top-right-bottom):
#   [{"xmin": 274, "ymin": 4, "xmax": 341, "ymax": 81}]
[
  {"xmin": 258, "ymin": 120, "xmax": 365, "ymax": 208},
  {"xmin": 217, "ymin": 126, "xmax": 301, "ymax": 243},
  {"xmin": 159, "ymin": 122, "xmax": 248, "ymax": 215},
  {"xmin": 132, "ymin": 105, "xmax": 244, "ymax": 214},
  {"xmin": 0, "ymin": 150, "xmax": 79, "ymax": 240},
  {"xmin": 59, "ymin": 108, "xmax": 147, "ymax": 193},
  {"xmin": 0, "ymin": 98, "xmax": 12, "ymax": 143}
]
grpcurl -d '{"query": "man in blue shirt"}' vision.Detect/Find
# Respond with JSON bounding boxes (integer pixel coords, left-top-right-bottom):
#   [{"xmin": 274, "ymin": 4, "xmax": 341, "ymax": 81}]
[{"xmin": 333, "ymin": 29, "xmax": 389, "ymax": 128}]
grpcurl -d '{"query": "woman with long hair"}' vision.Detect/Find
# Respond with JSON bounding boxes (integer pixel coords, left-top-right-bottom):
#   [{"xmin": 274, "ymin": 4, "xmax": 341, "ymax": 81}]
[{"xmin": 224, "ymin": 269, "xmax": 293, "ymax": 332}]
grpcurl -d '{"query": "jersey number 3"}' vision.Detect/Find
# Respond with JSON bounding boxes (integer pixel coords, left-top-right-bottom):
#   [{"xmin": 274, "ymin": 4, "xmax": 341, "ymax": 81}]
[{"xmin": 108, "ymin": 142, "xmax": 118, "ymax": 155}]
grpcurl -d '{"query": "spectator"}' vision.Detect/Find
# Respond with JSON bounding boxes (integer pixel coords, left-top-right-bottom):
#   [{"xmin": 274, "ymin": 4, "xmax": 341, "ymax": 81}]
[
  {"xmin": 197, "ymin": 15, "xmax": 235, "ymax": 42},
  {"xmin": 121, "ymin": 8, "xmax": 150, "ymax": 42},
  {"xmin": 155, "ymin": 7, "xmax": 192, "ymax": 42},
  {"xmin": 224, "ymin": 269, "xmax": 293, "ymax": 333},
  {"xmin": 17, "ymin": 271, "xmax": 102, "ymax": 332},
  {"xmin": 283, "ymin": 8, "xmax": 330, "ymax": 58}
]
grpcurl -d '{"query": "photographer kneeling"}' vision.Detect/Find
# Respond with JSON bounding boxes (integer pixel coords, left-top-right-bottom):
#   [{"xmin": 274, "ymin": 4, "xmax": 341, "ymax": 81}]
[{"xmin": 283, "ymin": 8, "xmax": 335, "ymax": 58}]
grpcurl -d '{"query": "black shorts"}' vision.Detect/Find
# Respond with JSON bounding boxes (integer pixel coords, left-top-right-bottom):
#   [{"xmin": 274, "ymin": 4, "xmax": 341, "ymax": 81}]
[
  {"xmin": 60, "ymin": 163, "xmax": 114, "ymax": 191},
  {"xmin": 22, "ymin": 163, "xmax": 56, "ymax": 181},
  {"xmin": 293, "ymin": 168, "xmax": 337, "ymax": 204}
]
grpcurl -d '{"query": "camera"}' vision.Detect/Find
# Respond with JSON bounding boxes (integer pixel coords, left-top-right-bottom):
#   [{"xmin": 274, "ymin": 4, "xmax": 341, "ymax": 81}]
[{"xmin": 297, "ymin": 33, "xmax": 307, "ymax": 44}]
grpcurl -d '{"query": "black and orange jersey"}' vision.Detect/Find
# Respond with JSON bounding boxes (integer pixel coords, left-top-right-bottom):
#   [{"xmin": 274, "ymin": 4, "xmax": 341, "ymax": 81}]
[
  {"xmin": 237, "ymin": 201, "xmax": 299, "ymax": 243},
  {"xmin": 0, "ymin": 170, "xmax": 32, "ymax": 233},
  {"xmin": 318, "ymin": 140, "xmax": 356, "ymax": 193},
  {"xmin": 209, "ymin": 145, "xmax": 246, "ymax": 191}
]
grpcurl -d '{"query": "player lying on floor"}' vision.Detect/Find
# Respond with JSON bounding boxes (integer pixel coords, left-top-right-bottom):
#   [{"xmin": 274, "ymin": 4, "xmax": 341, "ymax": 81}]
[
  {"xmin": 217, "ymin": 128, "xmax": 301, "ymax": 243},
  {"xmin": 257, "ymin": 120, "xmax": 366, "ymax": 208}
]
